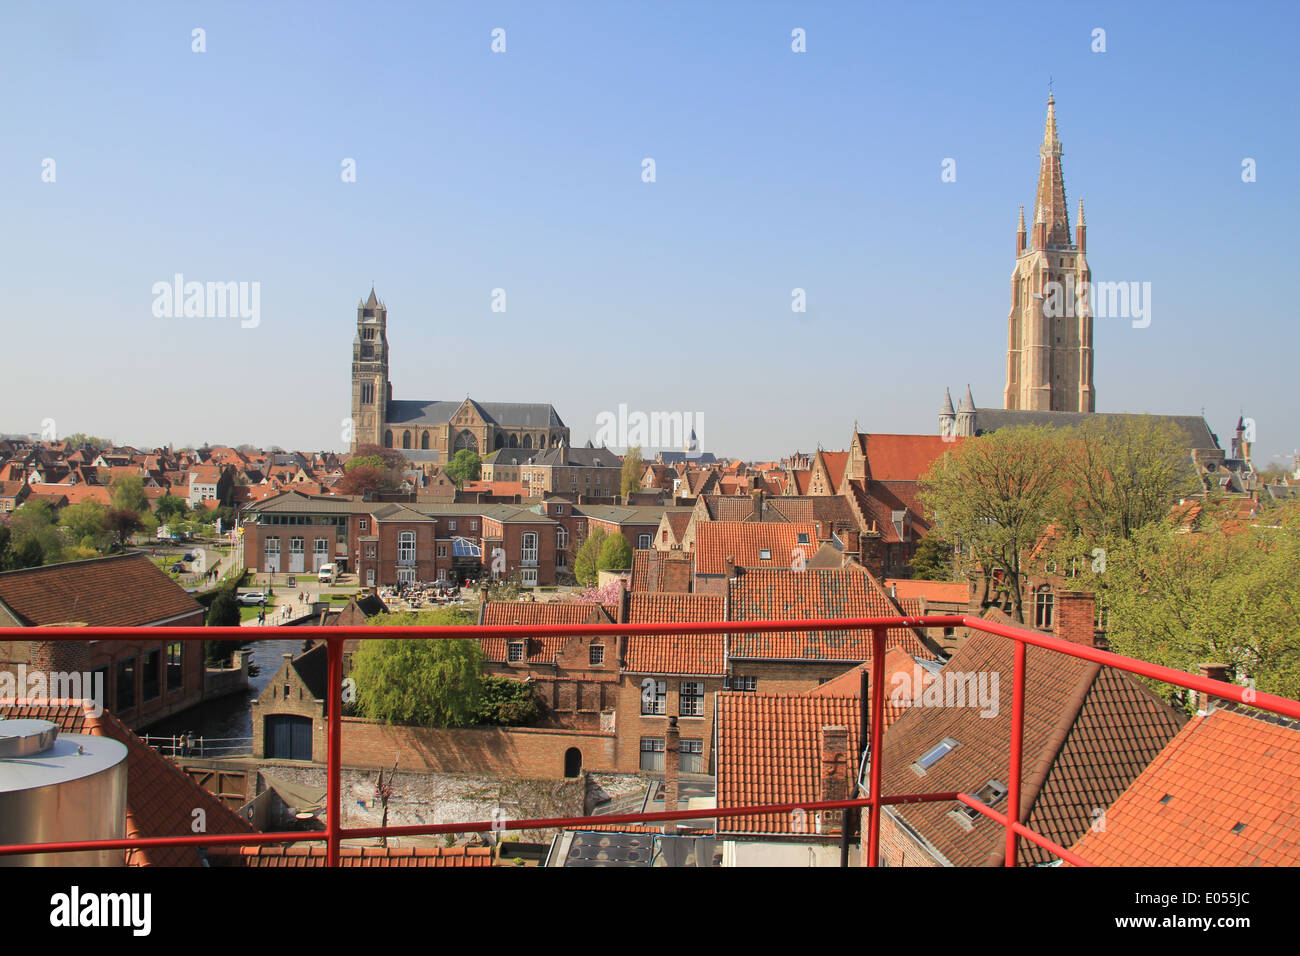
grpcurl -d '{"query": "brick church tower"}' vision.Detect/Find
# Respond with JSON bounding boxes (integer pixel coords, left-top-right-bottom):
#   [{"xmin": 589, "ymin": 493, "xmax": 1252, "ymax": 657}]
[
  {"xmin": 1003, "ymin": 93, "xmax": 1095, "ymax": 412},
  {"xmin": 350, "ymin": 287, "xmax": 391, "ymax": 452}
]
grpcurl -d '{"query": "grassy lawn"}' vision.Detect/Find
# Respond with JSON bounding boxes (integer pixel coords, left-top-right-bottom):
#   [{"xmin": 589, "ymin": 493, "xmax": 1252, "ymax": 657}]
[{"xmin": 239, "ymin": 606, "xmax": 265, "ymax": 622}]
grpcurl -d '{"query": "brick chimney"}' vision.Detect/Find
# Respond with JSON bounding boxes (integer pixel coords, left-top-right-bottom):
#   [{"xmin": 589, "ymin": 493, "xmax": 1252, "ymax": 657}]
[
  {"xmin": 859, "ymin": 531, "xmax": 885, "ymax": 579},
  {"xmin": 664, "ymin": 716, "xmax": 681, "ymax": 835},
  {"xmin": 725, "ymin": 555, "xmax": 737, "ymax": 580},
  {"xmin": 751, "ymin": 489, "xmax": 763, "ymax": 522},
  {"xmin": 1052, "ymin": 590, "xmax": 1096, "ymax": 646},
  {"xmin": 818, "ymin": 725, "xmax": 850, "ymax": 835},
  {"xmin": 662, "ymin": 554, "xmax": 692, "ymax": 593},
  {"xmin": 1197, "ymin": 663, "xmax": 1230, "ymax": 715},
  {"xmin": 842, "ymin": 529, "xmax": 860, "ymax": 554}
]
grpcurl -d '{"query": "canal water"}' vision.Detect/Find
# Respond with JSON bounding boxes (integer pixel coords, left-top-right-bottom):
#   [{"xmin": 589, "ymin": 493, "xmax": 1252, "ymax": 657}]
[{"xmin": 146, "ymin": 635, "xmax": 314, "ymax": 749}]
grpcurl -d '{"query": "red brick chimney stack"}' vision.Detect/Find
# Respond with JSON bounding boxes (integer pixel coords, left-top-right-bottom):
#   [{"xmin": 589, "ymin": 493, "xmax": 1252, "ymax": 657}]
[
  {"xmin": 1197, "ymin": 663, "xmax": 1230, "ymax": 715},
  {"xmin": 818, "ymin": 725, "xmax": 850, "ymax": 835},
  {"xmin": 725, "ymin": 556, "xmax": 736, "ymax": 580},
  {"xmin": 1052, "ymin": 590, "xmax": 1096, "ymax": 646},
  {"xmin": 664, "ymin": 715, "xmax": 681, "ymax": 835}
]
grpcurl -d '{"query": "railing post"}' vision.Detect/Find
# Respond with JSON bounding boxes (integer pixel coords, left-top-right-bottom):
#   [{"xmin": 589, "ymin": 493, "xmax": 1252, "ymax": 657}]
[
  {"xmin": 1005, "ymin": 639, "xmax": 1026, "ymax": 867},
  {"xmin": 326, "ymin": 634, "xmax": 343, "ymax": 868},
  {"xmin": 867, "ymin": 626, "xmax": 886, "ymax": 867}
]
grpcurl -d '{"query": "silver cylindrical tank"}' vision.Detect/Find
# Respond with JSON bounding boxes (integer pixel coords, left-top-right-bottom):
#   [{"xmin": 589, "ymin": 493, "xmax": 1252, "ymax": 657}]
[{"xmin": 0, "ymin": 719, "xmax": 128, "ymax": 866}]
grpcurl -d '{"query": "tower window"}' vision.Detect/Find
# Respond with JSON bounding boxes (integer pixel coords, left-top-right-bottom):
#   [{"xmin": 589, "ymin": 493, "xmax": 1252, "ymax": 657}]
[{"xmin": 361, "ymin": 327, "xmax": 376, "ymax": 340}]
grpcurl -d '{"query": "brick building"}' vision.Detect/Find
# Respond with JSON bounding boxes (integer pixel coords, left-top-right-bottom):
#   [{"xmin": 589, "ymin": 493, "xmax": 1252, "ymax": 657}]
[{"xmin": 0, "ymin": 553, "xmax": 206, "ymax": 731}]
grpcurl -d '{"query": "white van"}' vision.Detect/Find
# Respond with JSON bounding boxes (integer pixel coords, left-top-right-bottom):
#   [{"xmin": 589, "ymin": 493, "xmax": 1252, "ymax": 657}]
[{"xmin": 317, "ymin": 563, "xmax": 337, "ymax": 584}]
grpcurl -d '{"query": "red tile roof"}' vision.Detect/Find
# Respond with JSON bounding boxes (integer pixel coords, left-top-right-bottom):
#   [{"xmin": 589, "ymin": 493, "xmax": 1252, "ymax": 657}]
[
  {"xmin": 715, "ymin": 692, "xmax": 861, "ymax": 835},
  {"xmin": 877, "ymin": 625, "xmax": 1185, "ymax": 866},
  {"xmin": 479, "ymin": 600, "xmax": 619, "ymax": 663},
  {"xmin": 629, "ymin": 549, "xmax": 695, "ymax": 593},
  {"xmin": 0, "ymin": 553, "xmax": 202, "ymax": 627},
  {"xmin": 209, "ymin": 845, "xmax": 493, "ymax": 867},
  {"xmin": 695, "ymin": 522, "xmax": 821, "ymax": 575},
  {"xmin": 884, "ymin": 578, "xmax": 970, "ymax": 604},
  {"xmin": 727, "ymin": 568, "xmax": 934, "ymax": 661},
  {"xmin": 625, "ymin": 593, "xmax": 726, "ymax": 675},
  {"xmin": 1069, "ymin": 707, "xmax": 1300, "ymax": 866},
  {"xmin": 0, "ymin": 700, "xmax": 253, "ymax": 866},
  {"xmin": 858, "ymin": 433, "xmax": 963, "ymax": 482}
]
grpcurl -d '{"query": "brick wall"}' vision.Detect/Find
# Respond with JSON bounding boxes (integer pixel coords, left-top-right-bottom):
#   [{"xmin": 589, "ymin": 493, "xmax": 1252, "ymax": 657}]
[
  {"xmin": 339, "ymin": 718, "xmax": 618, "ymax": 778},
  {"xmin": 874, "ymin": 808, "xmax": 943, "ymax": 867},
  {"xmin": 729, "ymin": 660, "xmax": 861, "ymax": 696},
  {"xmin": 614, "ymin": 673, "xmax": 722, "ymax": 772}
]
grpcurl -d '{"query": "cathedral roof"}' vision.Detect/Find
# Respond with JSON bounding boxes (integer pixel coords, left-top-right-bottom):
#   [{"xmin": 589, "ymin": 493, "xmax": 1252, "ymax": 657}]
[
  {"xmin": 957, "ymin": 385, "xmax": 975, "ymax": 413},
  {"xmin": 386, "ymin": 399, "xmax": 565, "ymax": 429},
  {"xmin": 940, "ymin": 388, "xmax": 955, "ymax": 417},
  {"xmin": 972, "ymin": 408, "xmax": 1221, "ymax": 454}
]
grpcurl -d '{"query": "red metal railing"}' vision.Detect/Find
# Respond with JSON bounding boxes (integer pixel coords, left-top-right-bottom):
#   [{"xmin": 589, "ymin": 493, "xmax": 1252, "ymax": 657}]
[{"xmin": 3, "ymin": 615, "xmax": 1299, "ymax": 867}]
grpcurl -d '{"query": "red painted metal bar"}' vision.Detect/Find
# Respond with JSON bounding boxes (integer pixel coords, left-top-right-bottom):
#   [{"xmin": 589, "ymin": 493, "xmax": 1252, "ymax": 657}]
[
  {"xmin": 6, "ymin": 613, "xmax": 1300, "ymax": 865},
  {"xmin": 325, "ymin": 635, "xmax": 343, "ymax": 868},
  {"xmin": 866, "ymin": 626, "xmax": 886, "ymax": 867},
  {"xmin": 955, "ymin": 794, "xmax": 1093, "ymax": 868},
  {"xmin": 1005, "ymin": 640, "xmax": 1026, "ymax": 867}
]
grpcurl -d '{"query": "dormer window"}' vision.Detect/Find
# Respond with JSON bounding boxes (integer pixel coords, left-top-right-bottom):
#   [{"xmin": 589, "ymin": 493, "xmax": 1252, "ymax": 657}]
[{"xmin": 507, "ymin": 641, "xmax": 525, "ymax": 663}]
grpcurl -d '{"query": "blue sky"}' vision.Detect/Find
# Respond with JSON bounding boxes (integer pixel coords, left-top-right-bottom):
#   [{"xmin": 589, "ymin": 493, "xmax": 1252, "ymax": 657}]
[{"xmin": 2, "ymin": 1, "xmax": 1296, "ymax": 466}]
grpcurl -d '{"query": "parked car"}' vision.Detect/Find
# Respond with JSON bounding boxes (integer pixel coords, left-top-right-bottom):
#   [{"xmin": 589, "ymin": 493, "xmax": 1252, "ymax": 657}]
[
  {"xmin": 237, "ymin": 591, "xmax": 267, "ymax": 606},
  {"xmin": 170, "ymin": 562, "xmax": 186, "ymax": 573},
  {"xmin": 182, "ymin": 553, "xmax": 196, "ymax": 562}
]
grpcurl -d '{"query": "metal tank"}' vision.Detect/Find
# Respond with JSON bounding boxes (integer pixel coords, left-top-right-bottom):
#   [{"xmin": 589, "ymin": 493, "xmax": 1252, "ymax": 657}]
[{"xmin": 0, "ymin": 718, "xmax": 128, "ymax": 866}]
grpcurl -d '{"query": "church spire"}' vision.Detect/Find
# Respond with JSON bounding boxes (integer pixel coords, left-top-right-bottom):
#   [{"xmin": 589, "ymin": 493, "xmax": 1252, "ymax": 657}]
[{"xmin": 1032, "ymin": 91, "xmax": 1071, "ymax": 248}]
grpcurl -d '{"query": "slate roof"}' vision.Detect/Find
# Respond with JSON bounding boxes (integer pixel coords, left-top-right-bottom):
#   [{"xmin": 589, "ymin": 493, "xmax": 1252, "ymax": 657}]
[
  {"xmin": 387, "ymin": 399, "xmax": 565, "ymax": 429},
  {"xmin": 0, "ymin": 700, "xmax": 253, "ymax": 866},
  {"xmin": 0, "ymin": 553, "xmax": 201, "ymax": 627},
  {"xmin": 971, "ymin": 409, "xmax": 1220, "ymax": 453},
  {"xmin": 714, "ymin": 693, "xmax": 861, "ymax": 835},
  {"xmin": 726, "ymin": 568, "xmax": 934, "ymax": 661},
  {"xmin": 877, "ymin": 624, "xmax": 1185, "ymax": 866},
  {"xmin": 625, "ymin": 593, "xmax": 726, "ymax": 675},
  {"xmin": 1069, "ymin": 706, "xmax": 1300, "ymax": 866}
]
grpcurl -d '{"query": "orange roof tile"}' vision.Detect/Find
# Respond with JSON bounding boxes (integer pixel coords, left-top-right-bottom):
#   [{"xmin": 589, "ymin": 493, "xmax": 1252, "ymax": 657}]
[
  {"xmin": 715, "ymin": 692, "xmax": 862, "ymax": 835},
  {"xmin": 1070, "ymin": 707, "xmax": 1300, "ymax": 866},
  {"xmin": 694, "ymin": 522, "xmax": 820, "ymax": 575},
  {"xmin": 625, "ymin": 593, "xmax": 726, "ymax": 675},
  {"xmin": 0, "ymin": 553, "xmax": 202, "ymax": 627},
  {"xmin": 480, "ymin": 600, "xmax": 619, "ymax": 663},
  {"xmin": 883, "ymin": 578, "xmax": 969, "ymax": 604},
  {"xmin": 727, "ymin": 568, "xmax": 934, "ymax": 661},
  {"xmin": 859, "ymin": 433, "xmax": 963, "ymax": 482},
  {"xmin": 209, "ymin": 845, "xmax": 493, "ymax": 867}
]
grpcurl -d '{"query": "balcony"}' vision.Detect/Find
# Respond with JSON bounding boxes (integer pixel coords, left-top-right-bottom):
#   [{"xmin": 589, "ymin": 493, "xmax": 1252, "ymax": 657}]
[{"xmin": 3, "ymin": 614, "xmax": 1298, "ymax": 866}]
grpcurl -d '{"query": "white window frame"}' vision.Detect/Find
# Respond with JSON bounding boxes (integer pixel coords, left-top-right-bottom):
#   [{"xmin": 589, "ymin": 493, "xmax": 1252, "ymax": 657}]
[{"xmin": 680, "ymin": 681, "xmax": 704, "ymax": 717}]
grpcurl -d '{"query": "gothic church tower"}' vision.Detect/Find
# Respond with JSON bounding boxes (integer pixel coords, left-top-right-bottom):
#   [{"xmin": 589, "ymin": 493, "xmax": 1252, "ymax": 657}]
[
  {"xmin": 1004, "ymin": 94, "xmax": 1095, "ymax": 412},
  {"xmin": 350, "ymin": 287, "xmax": 391, "ymax": 452}
]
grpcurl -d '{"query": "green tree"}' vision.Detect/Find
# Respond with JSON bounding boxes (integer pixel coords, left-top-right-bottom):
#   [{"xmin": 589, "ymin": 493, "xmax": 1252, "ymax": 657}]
[
  {"xmin": 573, "ymin": 527, "xmax": 609, "ymax": 587},
  {"xmin": 474, "ymin": 675, "xmax": 542, "ymax": 726},
  {"xmin": 918, "ymin": 426, "xmax": 1064, "ymax": 623},
  {"xmin": 1057, "ymin": 417, "xmax": 1198, "ymax": 543},
  {"xmin": 444, "ymin": 449, "xmax": 482, "ymax": 487},
  {"xmin": 109, "ymin": 474, "xmax": 149, "ymax": 515},
  {"xmin": 1061, "ymin": 498, "xmax": 1300, "ymax": 709},
  {"xmin": 909, "ymin": 532, "xmax": 953, "ymax": 580},
  {"xmin": 9, "ymin": 500, "xmax": 64, "ymax": 566},
  {"xmin": 59, "ymin": 501, "xmax": 110, "ymax": 550},
  {"xmin": 354, "ymin": 607, "xmax": 483, "ymax": 726},
  {"xmin": 155, "ymin": 494, "xmax": 190, "ymax": 524},
  {"xmin": 620, "ymin": 446, "xmax": 644, "ymax": 498},
  {"xmin": 204, "ymin": 585, "xmax": 243, "ymax": 665},
  {"xmin": 106, "ymin": 508, "xmax": 144, "ymax": 545},
  {"xmin": 597, "ymin": 532, "xmax": 633, "ymax": 572}
]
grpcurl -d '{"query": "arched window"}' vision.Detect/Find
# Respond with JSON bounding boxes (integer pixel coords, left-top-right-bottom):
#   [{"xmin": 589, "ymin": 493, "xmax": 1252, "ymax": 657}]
[
  {"xmin": 509, "ymin": 434, "xmax": 518, "ymax": 448},
  {"xmin": 403, "ymin": 431, "xmax": 412, "ymax": 449},
  {"xmin": 398, "ymin": 531, "xmax": 415, "ymax": 564},
  {"xmin": 495, "ymin": 434, "xmax": 505, "ymax": 450},
  {"xmin": 454, "ymin": 430, "xmax": 478, "ymax": 453},
  {"xmin": 522, "ymin": 434, "xmax": 532, "ymax": 449},
  {"xmin": 421, "ymin": 432, "xmax": 429, "ymax": 450},
  {"xmin": 556, "ymin": 526, "xmax": 568, "ymax": 550},
  {"xmin": 383, "ymin": 430, "xmax": 393, "ymax": 448}
]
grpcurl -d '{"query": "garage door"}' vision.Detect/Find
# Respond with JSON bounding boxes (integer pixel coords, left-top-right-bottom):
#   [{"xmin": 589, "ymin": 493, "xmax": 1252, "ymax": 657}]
[{"xmin": 265, "ymin": 715, "xmax": 313, "ymax": 761}]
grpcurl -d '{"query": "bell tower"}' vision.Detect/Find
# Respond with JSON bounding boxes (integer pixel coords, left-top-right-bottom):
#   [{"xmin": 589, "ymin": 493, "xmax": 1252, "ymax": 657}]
[
  {"xmin": 350, "ymin": 287, "xmax": 391, "ymax": 452},
  {"xmin": 1004, "ymin": 93, "xmax": 1095, "ymax": 413}
]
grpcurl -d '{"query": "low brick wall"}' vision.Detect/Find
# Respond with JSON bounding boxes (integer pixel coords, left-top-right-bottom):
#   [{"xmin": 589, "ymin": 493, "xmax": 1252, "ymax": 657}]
[{"xmin": 341, "ymin": 717, "xmax": 618, "ymax": 778}]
